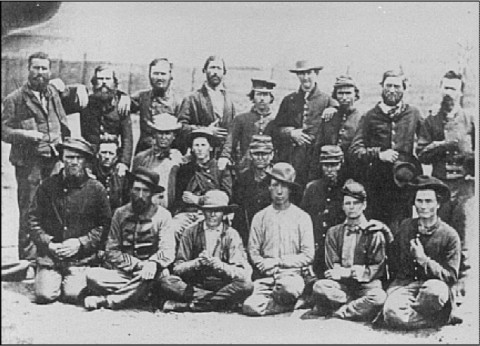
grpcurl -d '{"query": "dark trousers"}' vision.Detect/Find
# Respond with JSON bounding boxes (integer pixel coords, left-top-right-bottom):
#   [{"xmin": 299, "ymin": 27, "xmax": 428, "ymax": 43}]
[
  {"xmin": 159, "ymin": 275, "xmax": 253, "ymax": 311},
  {"xmin": 15, "ymin": 156, "xmax": 60, "ymax": 260}
]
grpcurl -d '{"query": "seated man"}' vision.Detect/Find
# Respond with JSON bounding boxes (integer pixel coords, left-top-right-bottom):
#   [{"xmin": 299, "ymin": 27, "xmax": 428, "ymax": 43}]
[
  {"xmin": 160, "ymin": 190, "xmax": 253, "ymax": 312},
  {"xmin": 311, "ymin": 179, "xmax": 390, "ymax": 321},
  {"xmin": 84, "ymin": 167, "xmax": 175, "ymax": 310},
  {"xmin": 28, "ymin": 138, "xmax": 111, "ymax": 305},
  {"xmin": 383, "ymin": 175, "xmax": 462, "ymax": 329},
  {"xmin": 243, "ymin": 163, "xmax": 315, "ymax": 316}
]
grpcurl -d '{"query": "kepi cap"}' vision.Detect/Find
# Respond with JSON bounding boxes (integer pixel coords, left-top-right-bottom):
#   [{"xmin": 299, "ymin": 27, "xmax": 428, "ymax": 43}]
[{"xmin": 319, "ymin": 145, "xmax": 344, "ymax": 163}]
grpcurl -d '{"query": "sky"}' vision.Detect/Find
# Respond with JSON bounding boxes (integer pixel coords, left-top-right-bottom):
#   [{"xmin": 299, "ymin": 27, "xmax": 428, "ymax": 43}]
[{"xmin": 11, "ymin": 1, "xmax": 478, "ymax": 71}]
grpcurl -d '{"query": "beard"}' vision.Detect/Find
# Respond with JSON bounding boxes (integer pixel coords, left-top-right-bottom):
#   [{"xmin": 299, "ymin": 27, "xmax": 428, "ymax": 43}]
[
  {"xmin": 92, "ymin": 85, "xmax": 116, "ymax": 102},
  {"xmin": 29, "ymin": 75, "xmax": 50, "ymax": 92},
  {"xmin": 131, "ymin": 196, "xmax": 151, "ymax": 214},
  {"xmin": 382, "ymin": 90, "xmax": 404, "ymax": 106},
  {"xmin": 207, "ymin": 74, "xmax": 222, "ymax": 88},
  {"xmin": 441, "ymin": 95, "xmax": 456, "ymax": 113}
]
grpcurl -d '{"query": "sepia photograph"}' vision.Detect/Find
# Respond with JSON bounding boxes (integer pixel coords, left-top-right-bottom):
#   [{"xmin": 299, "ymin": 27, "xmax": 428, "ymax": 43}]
[{"xmin": 1, "ymin": 1, "xmax": 479, "ymax": 343}]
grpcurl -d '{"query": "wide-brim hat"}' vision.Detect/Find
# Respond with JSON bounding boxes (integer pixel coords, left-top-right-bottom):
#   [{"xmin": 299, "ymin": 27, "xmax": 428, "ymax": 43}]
[
  {"xmin": 289, "ymin": 60, "xmax": 324, "ymax": 73},
  {"xmin": 197, "ymin": 190, "xmax": 239, "ymax": 213},
  {"xmin": 57, "ymin": 137, "xmax": 95, "ymax": 158},
  {"xmin": 147, "ymin": 113, "xmax": 182, "ymax": 132},
  {"xmin": 393, "ymin": 154, "xmax": 422, "ymax": 188},
  {"xmin": 126, "ymin": 166, "xmax": 165, "ymax": 193},
  {"xmin": 407, "ymin": 175, "xmax": 451, "ymax": 203},
  {"xmin": 187, "ymin": 128, "xmax": 218, "ymax": 148},
  {"xmin": 266, "ymin": 162, "xmax": 302, "ymax": 190},
  {"xmin": 1, "ymin": 260, "xmax": 30, "ymax": 281}
]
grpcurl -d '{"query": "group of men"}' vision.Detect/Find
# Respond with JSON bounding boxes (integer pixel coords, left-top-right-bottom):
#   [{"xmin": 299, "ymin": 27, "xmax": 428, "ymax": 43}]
[{"xmin": 1, "ymin": 51, "xmax": 475, "ymax": 330}]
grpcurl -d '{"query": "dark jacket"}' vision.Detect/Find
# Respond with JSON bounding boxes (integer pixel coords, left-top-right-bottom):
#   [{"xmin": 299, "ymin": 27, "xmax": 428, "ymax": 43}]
[
  {"xmin": 28, "ymin": 170, "xmax": 112, "ymax": 267},
  {"xmin": 92, "ymin": 161, "xmax": 130, "ymax": 211},
  {"xmin": 2, "ymin": 83, "xmax": 70, "ymax": 166}
]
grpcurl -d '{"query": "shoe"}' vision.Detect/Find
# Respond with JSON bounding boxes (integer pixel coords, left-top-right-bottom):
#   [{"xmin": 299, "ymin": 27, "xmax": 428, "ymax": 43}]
[
  {"xmin": 84, "ymin": 296, "xmax": 108, "ymax": 310},
  {"xmin": 311, "ymin": 305, "xmax": 332, "ymax": 317},
  {"xmin": 449, "ymin": 314, "xmax": 463, "ymax": 325},
  {"xmin": 162, "ymin": 300, "xmax": 191, "ymax": 312}
]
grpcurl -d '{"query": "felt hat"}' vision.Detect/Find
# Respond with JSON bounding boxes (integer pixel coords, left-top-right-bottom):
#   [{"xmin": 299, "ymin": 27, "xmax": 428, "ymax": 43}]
[
  {"xmin": 249, "ymin": 135, "xmax": 274, "ymax": 153},
  {"xmin": 408, "ymin": 175, "xmax": 451, "ymax": 203},
  {"xmin": 198, "ymin": 190, "xmax": 238, "ymax": 213},
  {"xmin": 187, "ymin": 128, "xmax": 218, "ymax": 148},
  {"xmin": 266, "ymin": 162, "xmax": 301, "ymax": 190},
  {"xmin": 127, "ymin": 166, "xmax": 165, "ymax": 193},
  {"xmin": 341, "ymin": 179, "xmax": 367, "ymax": 202},
  {"xmin": 251, "ymin": 78, "xmax": 276, "ymax": 92},
  {"xmin": 57, "ymin": 137, "xmax": 95, "ymax": 158},
  {"xmin": 148, "ymin": 113, "xmax": 182, "ymax": 132},
  {"xmin": 392, "ymin": 154, "xmax": 422, "ymax": 188},
  {"xmin": 319, "ymin": 145, "xmax": 344, "ymax": 163},
  {"xmin": 1, "ymin": 260, "xmax": 30, "ymax": 282},
  {"xmin": 289, "ymin": 60, "xmax": 324, "ymax": 73}
]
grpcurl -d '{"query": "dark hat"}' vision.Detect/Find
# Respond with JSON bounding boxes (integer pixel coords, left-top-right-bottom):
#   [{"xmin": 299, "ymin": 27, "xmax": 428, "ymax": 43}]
[
  {"xmin": 334, "ymin": 75, "xmax": 357, "ymax": 88},
  {"xmin": 58, "ymin": 137, "xmax": 95, "ymax": 158},
  {"xmin": 249, "ymin": 135, "xmax": 274, "ymax": 153},
  {"xmin": 1, "ymin": 260, "xmax": 30, "ymax": 281},
  {"xmin": 392, "ymin": 154, "xmax": 422, "ymax": 188},
  {"xmin": 187, "ymin": 128, "xmax": 218, "ymax": 148},
  {"xmin": 127, "ymin": 166, "xmax": 165, "ymax": 193},
  {"xmin": 289, "ymin": 60, "xmax": 324, "ymax": 73},
  {"xmin": 408, "ymin": 175, "xmax": 451, "ymax": 203},
  {"xmin": 251, "ymin": 78, "xmax": 276, "ymax": 92},
  {"xmin": 148, "ymin": 113, "xmax": 182, "ymax": 132},
  {"xmin": 198, "ymin": 190, "xmax": 238, "ymax": 213},
  {"xmin": 380, "ymin": 69, "xmax": 408, "ymax": 89},
  {"xmin": 319, "ymin": 145, "xmax": 344, "ymax": 163},
  {"xmin": 341, "ymin": 179, "xmax": 367, "ymax": 202},
  {"xmin": 266, "ymin": 162, "xmax": 301, "ymax": 190}
]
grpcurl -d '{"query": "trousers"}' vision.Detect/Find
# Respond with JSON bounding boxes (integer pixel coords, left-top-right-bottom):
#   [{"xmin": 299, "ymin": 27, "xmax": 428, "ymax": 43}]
[
  {"xmin": 383, "ymin": 279, "xmax": 450, "ymax": 329},
  {"xmin": 312, "ymin": 279, "xmax": 386, "ymax": 321},
  {"xmin": 35, "ymin": 265, "xmax": 88, "ymax": 304}
]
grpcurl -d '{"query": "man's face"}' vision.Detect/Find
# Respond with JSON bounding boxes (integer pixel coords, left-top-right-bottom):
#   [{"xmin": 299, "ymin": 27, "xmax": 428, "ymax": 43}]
[
  {"xmin": 269, "ymin": 179, "xmax": 290, "ymax": 206},
  {"xmin": 335, "ymin": 86, "xmax": 356, "ymax": 110},
  {"xmin": 296, "ymin": 70, "xmax": 317, "ymax": 92},
  {"xmin": 342, "ymin": 195, "xmax": 366, "ymax": 220},
  {"xmin": 63, "ymin": 148, "xmax": 87, "ymax": 178},
  {"xmin": 93, "ymin": 68, "xmax": 116, "ymax": 101},
  {"xmin": 321, "ymin": 161, "xmax": 342, "ymax": 181},
  {"xmin": 131, "ymin": 180, "xmax": 153, "ymax": 214},
  {"xmin": 154, "ymin": 130, "xmax": 175, "ymax": 149},
  {"xmin": 381, "ymin": 76, "xmax": 404, "ymax": 106},
  {"xmin": 192, "ymin": 137, "xmax": 212, "ymax": 162},
  {"xmin": 414, "ymin": 189, "xmax": 440, "ymax": 220},
  {"xmin": 98, "ymin": 142, "xmax": 118, "ymax": 168},
  {"xmin": 204, "ymin": 210, "xmax": 224, "ymax": 228},
  {"xmin": 251, "ymin": 151, "xmax": 273, "ymax": 170},
  {"xmin": 253, "ymin": 91, "xmax": 272, "ymax": 111},
  {"xmin": 149, "ymin": 61, "xmax": 172, "ymax": 91},
  {"xmin": 205, "ymin": 59, "xmax": 225, "ymax": 88},
  {"xmin": 440, "ymin": 78, "xmax": 462, "ymax": 112},
  {"xmin": 28, "ymin": 58, "xmax": 51, "ymax": 92}
]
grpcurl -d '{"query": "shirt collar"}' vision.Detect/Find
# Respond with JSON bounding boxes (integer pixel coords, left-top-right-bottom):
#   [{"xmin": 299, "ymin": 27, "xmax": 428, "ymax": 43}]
[
  {"xmin": 378, "ymin": 100, "xmax": 404, "ymax": 117},
  {"xmin": 418, "ymin": 218, "xmax": 440, "ymax": 235},
  {"xmin": 252, "ymin": 105, "xmax": 272, "ymax": 117},
  {"xmin": 344, "ymin": 215, "xmax": 369, "ymax": 230},
  {"xmin": 204, "ymin": 81, "xmax": 225, "ymax": 93},
  {"xmin": 203, "ymin": 222, "xmax": 223, "ymax": 233}
]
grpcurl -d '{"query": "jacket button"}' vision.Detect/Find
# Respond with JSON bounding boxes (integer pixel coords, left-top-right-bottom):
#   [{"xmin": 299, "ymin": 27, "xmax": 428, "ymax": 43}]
[
  {"xmin": 64, "ymin": 227, "xmax": 67, "ymax": 231},
  {"xmin": 326, "ymin": 198, "xmax": 331, "ymax": 202}
]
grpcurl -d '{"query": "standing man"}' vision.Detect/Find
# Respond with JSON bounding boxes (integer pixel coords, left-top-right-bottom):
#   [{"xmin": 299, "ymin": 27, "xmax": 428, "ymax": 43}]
[
  {"xmin": 64, "ymin": 65, "xmax": 133, "ymax": 177},
  {"xmin": 132, "ymin": 113, "xmax": 185, "ymax": 212},
  {"xmin": 84, "ymin": 167, "xmax": 175, "ymax": 310},
  {"xmin": 221, "ymin": 79, "xmax": 276, "ymax": 172},
  {"xmin": 231, "ymin": 135, "xmax": 275, "ymax": 246},
  {"xmin": 383, "ymin": 175, "xmax": 461, "ymax": 329},
  {"xmin": 301, "ymin": 145, "xmax": 347, "ymax": 277},
  {"xmin": 242, "ymin": 163, "xmax": 315, "ymax": 316},
  {"xmin": 160, "ymin": 190, "xmax": 253, "ymax": 312},
  {"xmin": 417, "ymin": 71, "xmax": 475, "ymax": 302},
  {"xmin": 131, "ymin": 58, "xmax": 182, "ymax": 154},
  {"xmin": 177, "ymin": 55, "xmax": 236, "ymax": 166},
  {"xmin": 2, "ymin": 52, "xmax": 72, "ymax": 261},
  {"xmin": 271, "ymin": 60, "xmax": 338, "ymax": 187},
  {"xmin": 28, "ymin": 138, "xmax": 111, "ymax": 305},
  {"xmin": 311, "ymin": 180, "xmax": 389, "ymax": 321},
  {"xmin": 93, "ymin": 138, "xmax": 130, "ymax": 212},
  {"xmin": 310, "ymin": 75, "xmax": 364, "ymax": 181},
  {"xmin": 349, "ymin": 70, "xmax": 425, "ymax": 227}
]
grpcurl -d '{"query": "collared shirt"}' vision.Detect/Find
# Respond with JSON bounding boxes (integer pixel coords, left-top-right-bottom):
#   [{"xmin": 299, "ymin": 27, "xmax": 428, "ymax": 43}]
[
  {"xmin": 418, "ymin": 219, "xmax": 440, "ymax": 235},
  {"xmin": 31, "ymin": 89, "xmax": 48, "ymax": 112},
  {"xmin": 204, "ymin": 224, "xmax": 223, "ymax": 256},
  {"xmin": 341, "ymin": 215, "xmax": 369, "ymax": 268},
  {"xmin": 205, "ymin": 82, "xmax": 226, "ymax": 121}
]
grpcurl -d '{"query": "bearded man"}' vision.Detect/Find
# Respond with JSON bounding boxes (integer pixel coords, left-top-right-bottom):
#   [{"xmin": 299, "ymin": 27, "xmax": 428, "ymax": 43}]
[{"xmin": 349, "ymin": 70, "xmax": 426, "ymax": 228}]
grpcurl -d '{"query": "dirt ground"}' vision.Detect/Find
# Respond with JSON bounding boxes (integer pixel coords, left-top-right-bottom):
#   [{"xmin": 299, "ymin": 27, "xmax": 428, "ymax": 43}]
[{"xmin": 2, "ymin": 122, "xmax": 479, "ymax": 344}]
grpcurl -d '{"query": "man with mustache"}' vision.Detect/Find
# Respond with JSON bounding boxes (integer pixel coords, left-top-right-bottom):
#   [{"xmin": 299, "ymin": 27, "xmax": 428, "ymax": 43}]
[
  {"xmin": 2, "ymin": 52, "xmax": 75, "ymax": 263},
  {"xmin": 178, "ymin": 56, "xmax": 236, "ymax": 167},
  {"xmin": 64, "ymin": 65, "xmax": 133, "ymax": 178},
  {"xmin": 28, "ymin": 138, "xmax": 111, "ymax": 305},
  {"xmin": 417, "ymin": 70, "xmax": 475, "ymax": 305},
  {"xmin": 349, "ymin": 70, "xmax": 426, "ymax": 228},
  {"xmin": 84, "ymin": 167, "xmax": 175, "ymax": 310},
  {"xmin": 220, "ymin": 79, "xmax": 276, "ymax": 173},
  {"xmin": 130, "ymin": 58, "xmax": 182, "ymax": 154}
]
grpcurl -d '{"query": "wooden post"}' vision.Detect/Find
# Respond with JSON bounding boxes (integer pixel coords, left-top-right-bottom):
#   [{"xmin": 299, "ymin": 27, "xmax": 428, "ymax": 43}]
[
  {"xmin": 191, "ymin": 67, "xmax": 196, "ymax": 91},
  {"xmin": 80, "ymin": 52, "xmax": 88, "ymax": 85},
  {"xmin": 127, "ymin": 63, "xmax": 133, "ymax": 94}
]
